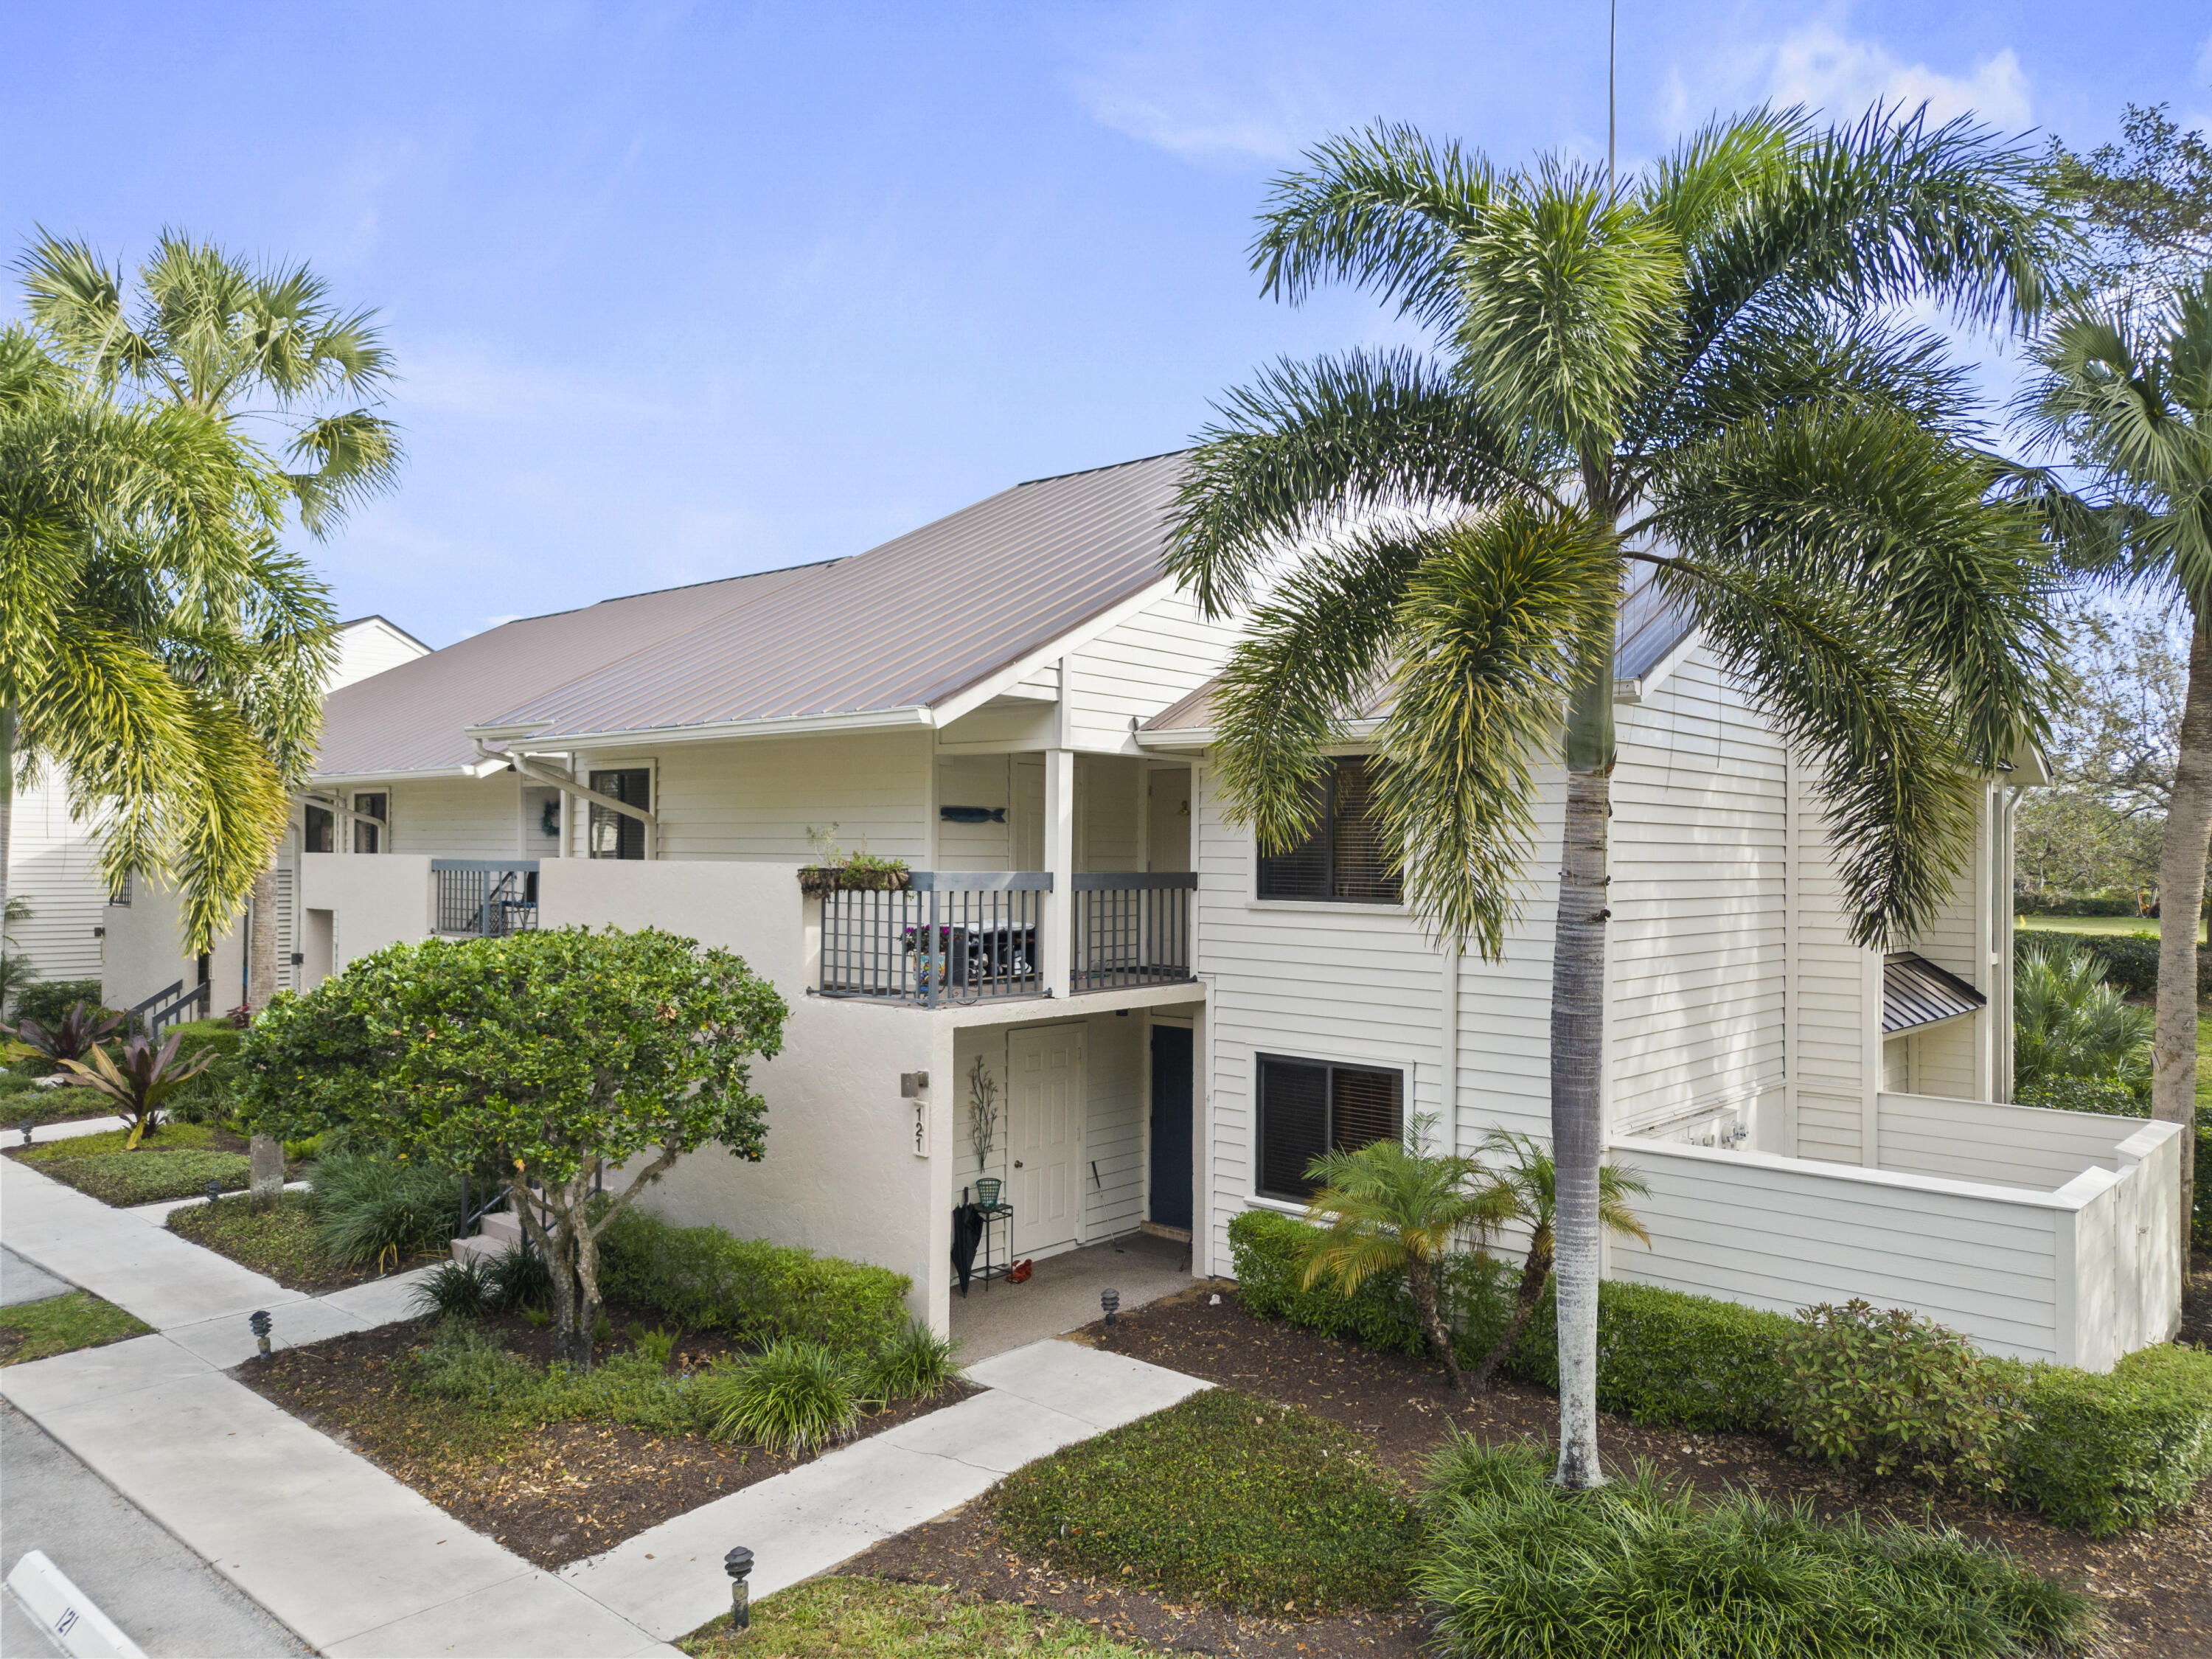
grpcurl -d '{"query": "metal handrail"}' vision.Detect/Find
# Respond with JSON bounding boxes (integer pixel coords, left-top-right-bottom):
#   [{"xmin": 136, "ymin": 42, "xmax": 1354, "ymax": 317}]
[
  {"xmin": 1071, "ymin": 871, "xmax": 1197, "ymax": 991},
  {"xmin": 129, "ymin": 978, "xmax": 212, "ymax": 1037},
  {"xmin": 432, "ymin": 859, "xmax": 540, "ymax": 937},
  {"xmin": 818, "ymin": 872, "xmax": 1051, "ymax": 1006}
]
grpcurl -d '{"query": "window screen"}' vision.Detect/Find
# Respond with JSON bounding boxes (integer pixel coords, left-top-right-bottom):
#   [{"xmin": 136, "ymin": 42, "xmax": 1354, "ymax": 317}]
[
  {"xmin": 1256, "ymin": 1054, "xmax": 1405, "ymax": 1200},
  {"xmin": 1255, "ymin": 758, "xmax": 1400, "ymax": 902},
  {"xmin": 304, "ymin": 804, "xmax": 333, "ymax": 854},
  {"xmin": 589, "ymin": 768, "xmax": 650, "ymax": 860},
  {"xmin": 352, "ymin": 793, "xmax": 386, "ymax": 855}
]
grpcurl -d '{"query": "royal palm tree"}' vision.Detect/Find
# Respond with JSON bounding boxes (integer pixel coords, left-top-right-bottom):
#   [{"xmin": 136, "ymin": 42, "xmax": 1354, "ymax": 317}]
[
  {"xmin": 19, "ymin": 231, "xmax": 399, "ymax": 1009},
  {"xmin": 1167, "ymin": 106, "xmax": 2061, "ymax": 1487},
  {"xmin": 1299, "ymin": 1129, "xmax": 1492, "ymax": 1390},
  {"xmin": 2014, "ymin": 274, "xmax": 2212, "ymax": 1242},
  {"xmin": 1, "ymin": 324, "xmax": 333, "ymax": 954}
]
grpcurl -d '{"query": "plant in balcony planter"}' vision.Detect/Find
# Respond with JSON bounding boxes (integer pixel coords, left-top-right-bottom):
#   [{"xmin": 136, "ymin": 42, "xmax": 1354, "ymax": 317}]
[
  {"xmin": 55, "ymin": 1030, "xmax": 215, "ymax": 1149},
  {"xmin": 237, "ymin": 926, "xmax": 789, "ymax": 1369},
  {"xmin": 796, "ymin": 824, "xmax": 911, "ymax": 894}
]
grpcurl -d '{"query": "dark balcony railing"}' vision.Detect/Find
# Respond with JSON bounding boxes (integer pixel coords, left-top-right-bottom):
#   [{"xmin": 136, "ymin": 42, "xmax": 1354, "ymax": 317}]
[
  {"xmin": 1072, "ymin": 872, "xmax": 1196, "ymax": 990},
  {"xmin": 818, "ymin": 872, "xmax": 1049, "ymax": 1006},
  {"xmin": 433, "ymin": 860, "xmax": 540, "ymax": 937}
]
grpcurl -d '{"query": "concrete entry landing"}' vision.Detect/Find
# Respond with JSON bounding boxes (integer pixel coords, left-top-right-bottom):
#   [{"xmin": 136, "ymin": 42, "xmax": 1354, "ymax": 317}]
[{"xmin": 950, "ymin": 1230, "xmax": 1192, "ymax": 1362}]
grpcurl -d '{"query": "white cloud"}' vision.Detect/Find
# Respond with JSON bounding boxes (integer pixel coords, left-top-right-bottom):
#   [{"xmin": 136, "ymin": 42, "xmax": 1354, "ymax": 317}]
[{"xmin": 1667, "ymin": 7, "xmax": 2032, "ymax": 134}]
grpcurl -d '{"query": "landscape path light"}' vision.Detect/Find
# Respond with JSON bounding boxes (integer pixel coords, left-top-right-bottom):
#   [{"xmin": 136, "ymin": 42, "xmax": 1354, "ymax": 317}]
[
  {"xmin": 206, "ymin": 1178, "xmax": 223, "ymax": 1208},
  {"xmin": 723, "ymin": 1545, "xmax": 754, "ymax": 1630},
  {"xmin": 1101, "ymin": 1287, "xmax": 1120, "ymax": 1329},
  {"xmin": 248, "ymin": 1310, "xmax": 271, "ymax": 1357},
  {"xmin": 18, "ymin": 1119, "xmax": 33, "ymax": 1147}
]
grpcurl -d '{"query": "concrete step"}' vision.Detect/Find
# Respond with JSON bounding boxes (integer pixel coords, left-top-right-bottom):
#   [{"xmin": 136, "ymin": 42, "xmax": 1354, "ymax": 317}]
[
  {"xmin": 449, "ymin": 1234, "xmax": 505, "ymax": 1264},
  {"xmin": 478, "ymin": 1211, "xmax": 524, "ymax": 1245}
]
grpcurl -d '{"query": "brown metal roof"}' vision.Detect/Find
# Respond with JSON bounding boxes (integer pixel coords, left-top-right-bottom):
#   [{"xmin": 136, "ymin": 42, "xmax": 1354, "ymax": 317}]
[
  {"xmin": 1882, "ymin": 951, "xmax": 1987, "ymax": 1034},
  {"xmin": 313, "ymin": 452, "xmax": 1189, "ymax": 776}
]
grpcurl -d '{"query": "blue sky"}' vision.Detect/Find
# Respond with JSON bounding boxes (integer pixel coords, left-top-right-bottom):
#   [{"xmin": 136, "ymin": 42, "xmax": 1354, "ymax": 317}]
[{"xmin": 9, "ymin": 1, "xmax": 2209, "ymax": 645}]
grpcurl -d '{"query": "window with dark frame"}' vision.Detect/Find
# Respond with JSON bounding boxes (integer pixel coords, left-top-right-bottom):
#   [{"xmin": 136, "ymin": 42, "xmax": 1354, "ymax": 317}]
[
  {"xmin": 588, "ymin": 768, "xmax": 650, "ymax": 860},
  {"xmin": 351, "ymin": 793, "xmax": 386, "ymax": 855},
  {"xmin": 1255, "ymin": 757, "xmax": 1401, "ymax": 903},
  {"xmin": 304, "ymin": 804, "xmax": 333, "ymax": 853},
  {"xmin": 1256, "ymin": 1054, "xmax": 1405, "ymax": 1200}
]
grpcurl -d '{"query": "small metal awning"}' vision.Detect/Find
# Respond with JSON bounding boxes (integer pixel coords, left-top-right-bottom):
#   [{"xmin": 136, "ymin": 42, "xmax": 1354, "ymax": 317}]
[{"xmin": 1882, "ymin": 952, "xmax": 1987, "ymax": 1034}]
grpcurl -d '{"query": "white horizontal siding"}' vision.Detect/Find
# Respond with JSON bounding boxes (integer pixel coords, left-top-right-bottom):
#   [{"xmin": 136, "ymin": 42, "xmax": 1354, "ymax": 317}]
[
  {"xmin": 1064, "ymin": 591, "xmax": 1241, "ymax": 753},
  {"xmin": 1875, "ymin": 1092, "xmax": 2140, "ymax": 1191},
  {"xmin": 935, "ymin": 754, "xmax": 1014, "ymax": 870},
  {"xmin": 1613, "ymin": 1136, "xmax": 2065, "ymax": 1361},
  {"xmin": 384, "ymin": 773, "xmax": 522, "ymax": 858},
  {"xmin": 5, "ymin": 767, "xmax": 107, "ymax": 987},
  {"xmin": 1084, "ymin": 1010, "xmax": 1145, "ymax": 1237}
]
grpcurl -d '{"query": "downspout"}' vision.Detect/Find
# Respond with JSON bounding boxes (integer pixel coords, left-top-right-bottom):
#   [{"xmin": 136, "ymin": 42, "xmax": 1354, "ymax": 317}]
[{"xmin": 1996, "ymin": 785, "xmax": 2023, "ymax": 1102}]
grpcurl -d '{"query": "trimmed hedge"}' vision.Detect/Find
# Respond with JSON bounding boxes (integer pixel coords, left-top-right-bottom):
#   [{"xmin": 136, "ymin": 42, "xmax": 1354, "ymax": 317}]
[
  {"xmin": 10, "ymin": 979, "xmax": 108, "ymax": 1028},
  {"xmin": 2003, "ymin": 1345, "xmax": 2212, "ymax": 1536},
  {"xmin": 599, "ymin": 1209, "xmax": 910, "ymax": 1354},
  {"xmin": 1226, "ymin": 1208, "xmax": 1791, "ymax": 1433},
  {"xmin": 2014, "ymin": 894, "xmax": 2151, "ymax": 917},
  {"xmin": 1228, "ymin": 1208, "xmax": 2212, "ymax": 1533}
]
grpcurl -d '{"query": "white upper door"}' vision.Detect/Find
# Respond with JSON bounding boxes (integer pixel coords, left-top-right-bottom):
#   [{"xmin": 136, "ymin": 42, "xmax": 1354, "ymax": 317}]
[{"xmin": 1009, "ymin": 1023, "xmax": 1081, "ymax": 1256}]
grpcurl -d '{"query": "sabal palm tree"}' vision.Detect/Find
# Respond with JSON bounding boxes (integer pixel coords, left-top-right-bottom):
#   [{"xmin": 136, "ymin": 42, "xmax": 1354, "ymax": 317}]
[
  {"xmin": 1300, "ymin": 1131, "xmax": 1491, "ymax": 1390},
  {"xmin": 1465, "ymin": 1131, "xmax": 1649, "ymax": 1394},
  {"xmin": 19, "ymin": 231, "xmax": 400, "ymax": 1006},
  {"xmin": 2012, "ymin": 943, "xmax": 2154, "ymax": 1093},
  {"xmin": 2013, "ymin": 274, "xmax": 2211, "ymax": 1246},
  {"xmin": 1, "ymin": 324, "xmax": 333, "ymax": 952},
  {"xmin": 1168, "ymin": 106, "xmax": 2060, "ymax": 1486}
]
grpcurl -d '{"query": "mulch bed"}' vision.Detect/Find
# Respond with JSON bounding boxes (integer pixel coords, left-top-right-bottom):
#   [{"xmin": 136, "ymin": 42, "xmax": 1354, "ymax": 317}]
[{"xmin": 238, "ymin": 1307, "xmax": 974, "ymax": 1569}]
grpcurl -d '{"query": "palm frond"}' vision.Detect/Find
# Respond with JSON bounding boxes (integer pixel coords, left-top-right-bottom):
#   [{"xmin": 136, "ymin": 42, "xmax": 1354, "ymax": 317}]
[
  {"xmin": 287, "ymin": 409, "xmax": 404, "ymax": 535},
  {"xmin": 1166, "ymin": 349, "xmax": 1536, "ymax": 615},
  {"xmin": 1371, "ymin": 504, "xmax": 1618, "ymax": 957}
]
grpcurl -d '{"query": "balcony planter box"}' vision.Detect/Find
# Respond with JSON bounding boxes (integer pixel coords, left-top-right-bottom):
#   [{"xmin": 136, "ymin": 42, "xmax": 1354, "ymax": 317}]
[{"xmin": 798, "ymin": 865, "xmax": 911, "ymax": 897}]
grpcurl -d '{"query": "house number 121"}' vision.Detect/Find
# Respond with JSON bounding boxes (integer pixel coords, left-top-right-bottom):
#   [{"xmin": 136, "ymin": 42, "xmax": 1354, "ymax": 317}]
[{"xmin": 912, "ymin": 1097, "xmax": 928, "ymax": 1158}]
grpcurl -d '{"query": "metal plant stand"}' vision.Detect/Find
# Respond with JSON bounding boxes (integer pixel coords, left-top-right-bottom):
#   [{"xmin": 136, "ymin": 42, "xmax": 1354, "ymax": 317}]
[{"xmin": 973, "ymin": 1203, "xmax": 1014, "ymax": 1291}]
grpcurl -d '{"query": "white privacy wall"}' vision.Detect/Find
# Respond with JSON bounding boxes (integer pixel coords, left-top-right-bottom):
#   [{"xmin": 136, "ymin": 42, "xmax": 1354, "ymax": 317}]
[{"xmin": 5, "ymin": 765, "xmax": 106, "ymax": 987}]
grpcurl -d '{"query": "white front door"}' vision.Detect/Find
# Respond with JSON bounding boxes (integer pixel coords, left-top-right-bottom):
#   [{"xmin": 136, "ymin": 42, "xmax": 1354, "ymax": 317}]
[{"xmin": 1009, "ymin": 1023, "xmax": 1082, "ymax": 1256}]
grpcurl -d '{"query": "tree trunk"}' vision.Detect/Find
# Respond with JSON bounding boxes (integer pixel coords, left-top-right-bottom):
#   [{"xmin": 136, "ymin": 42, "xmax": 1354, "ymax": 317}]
[
  {"xmin": 1405, "ymin": 1253, "xmax": 1464, "ymax": 1391},
  {"xmin": 248, "ymin": 1133, "xmax": 285, "ymax": 1211},
  {"xmin": 1, "ymin": 703, "xmax": 15, "ymax": 943},
  {"xmin": 513, "ymin": 1172, "xmax": 594, "ymax": 1368},
  {"xmin": 1472, "ymin": 1237, "xmax": 1553, "ymax": 1393},
  {"xmin": 2153, "ymin": 614, "xmax": 2212, "ymax": 1259},
  {"xmin": 246, "ymin": 865, "xmax": 279, "ymax": 1012},
  {"xmin": 1551, "ymin": 660, "xmax": 1615, "ymax": 1489}
]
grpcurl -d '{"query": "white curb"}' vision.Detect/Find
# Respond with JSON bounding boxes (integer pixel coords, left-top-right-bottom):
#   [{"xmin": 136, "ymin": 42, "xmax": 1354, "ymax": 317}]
[{"xmin": 5, "ymin": 1550, "xmax": 146, "ymax": 1658}]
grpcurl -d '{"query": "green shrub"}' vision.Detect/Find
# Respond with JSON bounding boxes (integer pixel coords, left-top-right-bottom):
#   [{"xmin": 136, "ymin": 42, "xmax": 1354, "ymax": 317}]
[
  {"xmin": 865, "ymin": 1319, "xmax": 961, "ymax": 1402},
  {"xmin": 167, "ymin": 1190, "xmax": 338, "ymax": 1285},
  {"xmin": 1230, "ymin": 1210, "xmax": 1788, "ymax": 1432},
  {"xmin": 598, "ymin": 1209, "xmax": 910, "ymax": 1353},
  {"xmin": 37, "ymin": 1148, "xmax": 249, "ymax": 1205},
  {"xmin": 402, "ymin": 1321, "xmax": 709, "ymax": 1436},
  {"xmin": 1780, "ymin": 1301, "xmax": 2025, "ymax": 1492},
  {"xmin": 407, "ymin": 1321, "xmax": 543, "ymax": 1406},
  {"xmin": 163, "ymin": 1018, "xmax": 243, "ymax": 1123},
  {"xmin": 996, "ymin": 1387, "xmax": 1418, "ymax": 1615},
  {"xmin": 309, "ymin": 1151, "xmax": 461, "ymax": 1267},
  {"xmin": 411, "ymin": 1257, "xmax": 498, "ymax": 1322},
  {"xmin": 1419, "ymin": 1436, "xmax": 2098, "ymax": 1659},
  {"xmin": 2002, "ymin": 1345, "xmax": 2212, "ymax": 1535},
  {"xmin": 2014, "ymin": 1076, "xmax": 2148, "ymax": 1115},
  {"xmin": 485, "ymin": 1240, "xmax": 553, "ymax": 1312},
  {"xmin": 11, "ymin": 980, "xmax": 108, "ymax": 1029},
  {"xmin": 699, "ymin": 1338, "xmax": 864, "ymax": 1453},
  {"xmin": 2015, "ymin": 926, "xmax": 2212, "ymax": 1000}
]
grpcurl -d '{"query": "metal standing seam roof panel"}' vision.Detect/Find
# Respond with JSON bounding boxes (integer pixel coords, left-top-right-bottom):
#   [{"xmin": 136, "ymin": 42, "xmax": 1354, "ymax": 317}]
[
  {"xmin": 310, "ymin": 452, "xmax": 1191, "ymax": 778},
  {"xmin": 1882, "ymin": 951, "xmax": 1988, "ymax": 1034},
  {"xmin": 479, "ymin": 452, "xmax": 1192, "ymax": 742}
]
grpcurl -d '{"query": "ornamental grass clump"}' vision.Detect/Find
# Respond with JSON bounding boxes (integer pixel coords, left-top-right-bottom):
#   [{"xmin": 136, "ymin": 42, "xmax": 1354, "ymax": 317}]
[
  {"xmin": 865, "ymin": 1319, "xmax": 961, "ymax": 1402},
  {"xmin": 699, "ymin": 1339, "xmax": 864, "ymax": 1454},
  {"xmin": 1418, "ymin": 1436, "xmax": 2098, "ymax": 1659},
  {"xmin": 995, "ymin": 1388, "xmax": 1419, "ymax": 1615},
  {"xmin": 309, "ymin": 1150, "xmax": 461, "ymax": 1270}
]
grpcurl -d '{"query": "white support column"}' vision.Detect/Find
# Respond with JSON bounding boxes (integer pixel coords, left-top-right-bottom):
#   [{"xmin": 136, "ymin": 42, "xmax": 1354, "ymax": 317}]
[{"xmin": 1043, "ymin": 747, "xmax": 1074, "ymax": 999}]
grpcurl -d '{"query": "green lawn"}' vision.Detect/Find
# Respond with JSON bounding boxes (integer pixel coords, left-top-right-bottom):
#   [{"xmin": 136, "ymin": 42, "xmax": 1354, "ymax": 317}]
[
  {"xmin": 0, "ymin": 1290, "xmax": 152, "ymax": 1365},
  {"xmin": 167, "ymin": 1191, "xmax": 338, "ymax": 1287},
  {"xmin": 678, "ymin": 1577, "xmax": 1151, "ymax": 1658},
  {"xmin": 2016, "ymin": 913, "xmax": 2208, "ymax": 942}
]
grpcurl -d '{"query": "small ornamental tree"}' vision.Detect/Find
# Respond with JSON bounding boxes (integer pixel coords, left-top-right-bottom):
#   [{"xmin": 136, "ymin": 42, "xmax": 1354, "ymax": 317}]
[{"xmin": 237, "ymin": 927, "xmax": 789, "ymax": 1366}]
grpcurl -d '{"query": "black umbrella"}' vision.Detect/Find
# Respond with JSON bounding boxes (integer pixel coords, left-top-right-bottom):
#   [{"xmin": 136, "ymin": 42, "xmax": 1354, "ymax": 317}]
[{"xmin": 950, "ymin": 1199, "xmax": 983, "ymax": 1295}]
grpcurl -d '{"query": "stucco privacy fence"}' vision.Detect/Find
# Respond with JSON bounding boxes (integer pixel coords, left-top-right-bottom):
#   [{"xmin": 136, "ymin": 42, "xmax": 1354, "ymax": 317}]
[{"xmin": 1613, "ymin": 1095, "xmax": 2183, "ymax": 1371}]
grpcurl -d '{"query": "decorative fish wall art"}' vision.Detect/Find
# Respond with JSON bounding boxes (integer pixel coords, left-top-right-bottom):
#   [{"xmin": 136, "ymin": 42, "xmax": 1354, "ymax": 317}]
[{"xmin": 939, "ymin": 806, "xmax": 1007, "ymax": 824}]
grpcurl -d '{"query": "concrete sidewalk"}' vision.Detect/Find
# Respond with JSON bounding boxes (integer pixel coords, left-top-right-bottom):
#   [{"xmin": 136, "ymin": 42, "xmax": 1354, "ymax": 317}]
[
  {"xmin": 3, "ymin": 1155, "xmax": 678, "ymax": 1658},
  {"xmin": 560, "ymin": 1338, "xmax": 1211, "ymax": 1642}
]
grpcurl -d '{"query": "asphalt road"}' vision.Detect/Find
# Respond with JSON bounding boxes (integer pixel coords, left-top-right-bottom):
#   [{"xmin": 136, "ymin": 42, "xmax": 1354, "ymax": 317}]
[{"xmin": 1, "ymin": 1399, "xmax": 310, "ymax": 1658}]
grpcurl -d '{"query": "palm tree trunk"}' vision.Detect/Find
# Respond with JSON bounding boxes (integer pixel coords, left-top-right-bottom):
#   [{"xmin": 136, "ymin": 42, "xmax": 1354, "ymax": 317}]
[
  {"xmin": 1551, "ymin": 666, "xmax": 1615, "ymax": 1489},
  {"xmin": 1472, "ymin": 1239, "xmax": 1552, "ymax": 1392},
  {"xmin": 2154, "ymin": 613, "xmax": 2211, "ymax": 1259},
  {"xmin": 1, "ymin": 703, "xmax": 15, "ymax": 949},
  {"xmin": 246, "ymin": 866, "xmax": 279, "ymax": 1011},
  {"xmin": 1405, "ymin": 1253, "xmax": 1464, "ymax": 1390}
]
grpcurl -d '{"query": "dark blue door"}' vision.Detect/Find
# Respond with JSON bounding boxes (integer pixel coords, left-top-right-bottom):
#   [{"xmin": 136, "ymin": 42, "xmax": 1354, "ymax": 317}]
[{"xmin": 1150, "ymin": 1025, "xmax": 1194, "ymax": 1230}]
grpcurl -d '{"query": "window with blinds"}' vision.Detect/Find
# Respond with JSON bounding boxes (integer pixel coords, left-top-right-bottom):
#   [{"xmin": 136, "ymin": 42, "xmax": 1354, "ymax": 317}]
[
  {"xmin": 1254, "ymin": 757, "xmax": 1400, "ymax": 903},
  {"xmin": 304, "ymin": 804, "xmax": 334, "ymax": 854},
  {"xmin": 352, "ymin": 793, "xmax": 387, "ymax": 855},
  {"xmin": 1255, "ymin": 1054, "xmax": 1405, "ymax": 1200},
  {"xmin": 589, "ymin": 768, "xmax": 650, "ymax": 860}
]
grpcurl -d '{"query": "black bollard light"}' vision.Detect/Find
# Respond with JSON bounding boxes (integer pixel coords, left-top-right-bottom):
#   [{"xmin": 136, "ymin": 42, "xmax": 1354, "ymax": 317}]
[
  {"xmin": 1101, "ymin": 1287, "xmax": 1120, "ymax": 1329},
  {"xmin": 206, "ymin": 1178, "xmax": 223, "ymax": 1208},
  {"xmin": 248, "ymin": 1309, "xmax": 271, "ymax": 1357},
  {"xmin": 18, "ymin": 1119, "xmax": 34, "ymax": 1147},
  {"xmin": 724, "ymin": 1545, "xmax": 755, "ymax": 1630}
]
